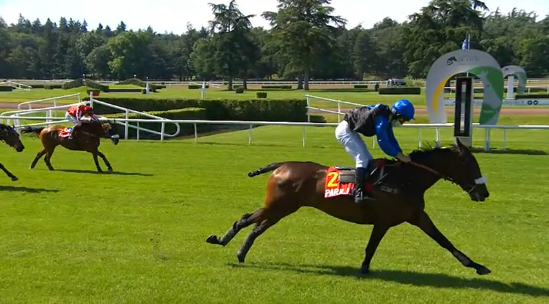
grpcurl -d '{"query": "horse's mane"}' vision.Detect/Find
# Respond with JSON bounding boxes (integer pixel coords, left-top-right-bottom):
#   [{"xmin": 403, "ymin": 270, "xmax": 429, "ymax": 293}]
[{"xmin": 408, "ymin": 143, "xmax": 459, "ymax": 159}]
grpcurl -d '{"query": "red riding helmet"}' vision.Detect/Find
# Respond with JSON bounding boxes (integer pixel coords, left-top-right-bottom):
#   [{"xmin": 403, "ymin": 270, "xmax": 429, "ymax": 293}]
[{"xmin": 83, "ymin": 106, "xmax": 93, "ymax": 113}]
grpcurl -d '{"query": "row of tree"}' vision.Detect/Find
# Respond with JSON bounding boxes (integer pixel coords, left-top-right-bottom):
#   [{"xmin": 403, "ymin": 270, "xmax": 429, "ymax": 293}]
[{"xmin": 0, "ymin": 0, "xmax": 548, "ymax": 89}]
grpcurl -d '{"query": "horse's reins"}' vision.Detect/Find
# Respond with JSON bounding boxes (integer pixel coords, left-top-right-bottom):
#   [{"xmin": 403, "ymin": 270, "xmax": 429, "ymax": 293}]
[{"xmin": 406, "ymin": 160, "xmax": 484, "ymax": 194}]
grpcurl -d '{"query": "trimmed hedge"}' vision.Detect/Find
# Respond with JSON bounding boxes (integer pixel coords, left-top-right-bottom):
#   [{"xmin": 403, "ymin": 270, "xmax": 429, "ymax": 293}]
[
  {"xmin": 261, "ymin": 85, "xmax": 292, "ymax": 89},
  {"xmin": 0, "ymin": 86, "xmax": 13, "ymax": 92},
  {"xmin": 378, "ymin": 87, "xmax": 421, "ymax": 95},
  {"xmin": 117, "ymin": 78, "xmax": 165, "ymax": 89},
  {"xmin": 188, "ymin": 85, "xmax": 209, "ymax": 89},
  {"xmin": 85, "ymin": 79, "xmax": 110, "ymax": 92},
  {"xmin": 84, "ymin": 97, "xmax": 308, "ymax": 122},
  {"xmin": 108, "ymin": 88, "xmax": 143, "ymax": 93},
  {"xmin": 516, "ymin": 94, "xmax": 549, "ymax": 99},
  {"xmin": 62, "ymin": 79, "xmax": 84, "ymax": 89},
  {"xmin": 353, "ymin": 85, "xmax": 368, "ymax": 89},
  {"xmin": 105, "ymin": 108, "xmax": 211, "ymax": 139},
  {"xmin": 444, "ymin": 87, "xmax": 548, "ymax": 94}
]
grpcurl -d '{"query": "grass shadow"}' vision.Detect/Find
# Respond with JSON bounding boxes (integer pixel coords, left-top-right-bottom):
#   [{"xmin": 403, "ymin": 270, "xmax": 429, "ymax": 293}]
[
  {"xmin": 230, "ymin": 262, "xmax": 549, "ymax": 297},
  {"xmin": 470, "ymin": 147, "xmax": 548, "ymax": 155},
  {"xmin": 0, "ymin": 185, "xmax": 59, "ymax": 193},
  {"xmin": 55, "ymin": 169, "xmax": 153, "ymax": 176}
]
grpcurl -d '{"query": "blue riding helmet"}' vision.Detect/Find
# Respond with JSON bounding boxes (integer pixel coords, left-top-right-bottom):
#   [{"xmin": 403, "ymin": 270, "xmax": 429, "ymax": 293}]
[{"xmin": 392, "ymin": 99, "xmax": 415, "ymax": 121}]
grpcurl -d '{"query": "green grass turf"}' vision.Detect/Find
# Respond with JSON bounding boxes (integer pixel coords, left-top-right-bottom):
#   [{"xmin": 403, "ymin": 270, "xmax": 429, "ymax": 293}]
[{"xmin": 0, "ymin": 126, "xmax": 548, "ymax": 303}]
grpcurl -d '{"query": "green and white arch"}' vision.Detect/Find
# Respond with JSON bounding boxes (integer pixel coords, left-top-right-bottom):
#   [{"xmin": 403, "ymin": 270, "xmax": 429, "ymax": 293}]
[
  {"xmin": 425, "ymin": 49, "xmax": 504, "ymax": 125},
  {"xmin": 502, "ymin": 65, "xmax": 527, "ymax": 94}
]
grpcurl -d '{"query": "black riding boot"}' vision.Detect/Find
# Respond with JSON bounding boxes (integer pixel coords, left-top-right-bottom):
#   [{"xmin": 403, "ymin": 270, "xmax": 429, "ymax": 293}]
[
  {"xmin": 354, "ymin": 167, "xmax": 373, "ymax": 204},
  {"xmin": 68, "ymin": 126, "xmax": 77, "ymax": 140}
]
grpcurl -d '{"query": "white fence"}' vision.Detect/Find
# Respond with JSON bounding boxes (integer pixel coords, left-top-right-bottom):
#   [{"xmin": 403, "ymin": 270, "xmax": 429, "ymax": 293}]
[
  {"xmin": 11, "ymin": 116, "xmax": 549, "ymax": 152},
  {"xmin": 0, "ymin": 93, "xmax": 181, "ymax": 140}
]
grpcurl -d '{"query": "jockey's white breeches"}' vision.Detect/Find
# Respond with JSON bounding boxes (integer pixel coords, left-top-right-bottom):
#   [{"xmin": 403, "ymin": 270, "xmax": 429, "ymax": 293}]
[
  {"xmin": 65, "ymin": 112, "xmax": 80, "ymax": 125},
  {"xmin": 335, "ymin": 120, "xmax": 373, "ymax": 168}
]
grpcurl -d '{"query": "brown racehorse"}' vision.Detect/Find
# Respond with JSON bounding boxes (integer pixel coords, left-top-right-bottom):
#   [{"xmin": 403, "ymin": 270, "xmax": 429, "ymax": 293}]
[
  {"xmin": 21, "ymin": 119, "xmax": 120, "ymax": 172},
  {"xmin": 206, "ymin": 138, "xmax": 492, "ymax": 275},
  {"xmin": 0, "ymin": 123, "xmax": 25, "ymax": 181}
]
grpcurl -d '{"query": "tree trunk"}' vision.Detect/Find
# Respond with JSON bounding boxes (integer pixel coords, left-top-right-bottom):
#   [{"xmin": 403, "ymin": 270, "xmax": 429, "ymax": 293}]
[
  {"xmin": 304, "ymin": 69, "xmax": 310, "ymax": 91},
  {"xmin": 297, "ymin": 75, "xmax": 303, "ymax": 89},
  {"xmin": 242, "ymin": 78, "xmax": 247, "ymax": 90},
  {"xmin": 228, "ymin": 77, "xmax": 233, "ymax": 90}
]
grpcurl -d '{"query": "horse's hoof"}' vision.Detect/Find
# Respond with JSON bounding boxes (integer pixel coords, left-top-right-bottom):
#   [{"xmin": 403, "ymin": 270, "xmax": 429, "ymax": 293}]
[
  {"xmin": 108, "ymin": 168, "xmax": 113, "ymax": 172},
  {"xmin": 206, "ymin": 235, "xmax": 219, "ymax": 245},
  {"xmin": 237, "ymin": 252, "xmax": 245, "ymax": 263},
  {"xmin": 360, "ymin": 266, "xmax": 370, "ymax": 275},
  {"xmin": 11, "ymin": 176, "xmax": 18, "ymax": 181},
  {"xmin": 476, "ymin": 266, "xmax": 491, "ymax": 275}
]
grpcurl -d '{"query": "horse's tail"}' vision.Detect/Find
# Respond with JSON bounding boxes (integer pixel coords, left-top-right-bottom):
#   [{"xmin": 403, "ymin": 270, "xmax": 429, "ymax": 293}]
[
  {"xmin": 20, "ymin": 125, "xmax": 44, "ymax": 136},
  {"xmin": 248, "ymin": 162, "xmax": 284, "ymax": 177}
]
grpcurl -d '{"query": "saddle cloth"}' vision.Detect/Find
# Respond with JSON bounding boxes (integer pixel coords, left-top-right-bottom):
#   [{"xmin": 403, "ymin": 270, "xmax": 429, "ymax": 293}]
[
  {"xmin": 59, "ymin": 127, "xmax": 73, "ymax": 137},
  {"xmin": 324, "ymin": 159, "xmax": 398, "ymax": 198}
]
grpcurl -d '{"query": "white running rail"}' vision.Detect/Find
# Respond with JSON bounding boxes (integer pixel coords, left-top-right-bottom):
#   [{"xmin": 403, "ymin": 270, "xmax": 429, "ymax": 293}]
[
  {"xmin": 12, "ymin": 116, "xmax": 549, "ymax": 151},
  {"xmin": 0, "ymin": 93, "xmax": 181, "ymax": 140},
  {"xmin": 0, "ymin": 81, "xmax": 32, "ymax": 90}
]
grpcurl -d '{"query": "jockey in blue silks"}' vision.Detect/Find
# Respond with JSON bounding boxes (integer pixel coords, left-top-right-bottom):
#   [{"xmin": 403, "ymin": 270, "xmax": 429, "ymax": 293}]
[{"xmin": 335, "ymin": 99, "xmax": 416, "ymax": 204}]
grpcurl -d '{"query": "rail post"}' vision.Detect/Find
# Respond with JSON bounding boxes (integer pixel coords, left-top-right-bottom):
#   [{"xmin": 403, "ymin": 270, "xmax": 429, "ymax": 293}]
[{"xmin": 249, "ymin": 124, "xmax": 253, "ymax": 145}]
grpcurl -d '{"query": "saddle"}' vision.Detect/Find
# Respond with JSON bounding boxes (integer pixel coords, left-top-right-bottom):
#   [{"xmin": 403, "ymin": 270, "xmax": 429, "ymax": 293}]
[{"xmin": 324, "ymin": 159, "xmax": 400, "ymax": 198}]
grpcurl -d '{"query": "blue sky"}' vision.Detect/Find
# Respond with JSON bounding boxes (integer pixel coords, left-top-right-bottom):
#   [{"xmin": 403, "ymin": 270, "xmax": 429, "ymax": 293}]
[{"xmin": 0, "ymin": 0, "xmax": 548, "ymax": 34}]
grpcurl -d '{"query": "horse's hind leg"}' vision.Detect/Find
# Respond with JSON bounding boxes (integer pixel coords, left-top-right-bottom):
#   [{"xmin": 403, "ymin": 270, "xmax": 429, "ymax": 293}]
[
  {"xmin": 206, "ymin": 209, "xmax": 265, "ymax": 246},
  {"xmin": 30, "ymin": 149, "xmax": 46, "ymax": 169},
  {"xmin": 0, "ymin": 162, "xmax": 18, "ymax": 181},
  {"xmin": 236, "ymin": 216, "xmax": 282, "ymax": 263},
  {"xmin": 91, "ymin": 152, "xmax": 102, "ymax": 172},
  {"xmin": 44, "ymin": 147, "xmax": 56, "ymax": 171}
]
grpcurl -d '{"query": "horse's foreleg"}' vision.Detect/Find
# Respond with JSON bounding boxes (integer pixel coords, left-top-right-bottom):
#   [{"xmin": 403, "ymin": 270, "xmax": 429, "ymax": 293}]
[
  {"xmin": 360, "ymin": 224, "xmax": 390, "ymax": 274},
  {"xmin": 30, "ymin": 149, "xmax": 46, "ymax": 169},
  {"xmin": 96, "ymin": 151, "xmax": 112, "ymax": 172},
  {"xmin": 91, "ymin": 152, "xmax": 102, "ymax": 172},
  {"xmin": 408, "ymin": 210, "xmax": 491, "ymax": 275},
  {"xmin": 0, "ymin": 162, "xmax": 18, "ymax": 181},
  {"xmin": 206, "ymin": 209, "xmax": 265, "ymax": 246}
]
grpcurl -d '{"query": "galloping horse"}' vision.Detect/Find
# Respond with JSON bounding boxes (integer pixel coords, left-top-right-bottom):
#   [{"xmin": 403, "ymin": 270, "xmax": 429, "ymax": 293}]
[
  {"xmin": 206, "ymin": 139, "xmax": 492, "ymax": 275},
  {"xmin": 0, "ymin": 123, "xmax": 25, "ymax": 181},
  {"xmin": 21, "ymin": 119, "xmax": 120, "ymax": 172}
]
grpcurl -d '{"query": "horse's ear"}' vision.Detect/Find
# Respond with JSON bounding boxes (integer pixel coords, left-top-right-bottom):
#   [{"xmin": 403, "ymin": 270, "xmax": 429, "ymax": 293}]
[{"xmin": 455, "ymin": 137, "xmax": 469, "ymax": 153}]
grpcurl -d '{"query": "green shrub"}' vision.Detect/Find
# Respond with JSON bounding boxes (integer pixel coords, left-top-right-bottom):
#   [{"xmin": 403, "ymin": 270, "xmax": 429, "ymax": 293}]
[
  {"xmin": 105, "ymin": 88, "xmax": 143, "ymax": 93},
  {"xmin": 353, "ymin": 85, "xmax": 368, "ymax": 89},
  {"xmin": 105, "ymin": 108, "xmax": 210, "ymax": 140},
  {"xmin": 378, "ymin": 87, "xmax": 421, "ymax": 95},
  {"xmin": 0, "ymin": 86, "xmax": 13, "ymax": 92},
  {"xmin": 84, "ymin": 79, "xmax": 109, "ymax": 92},
  {"xmin": 117, "ymin": 78, "xmax": 164, "ymax": 90},
  {"xmin": 235, "ymin": 87, "xmax": 244, "ymax": 93},
  {"xmin": 516, "ymin": 94, "xmax": 549, "ymax": 99},
  {"xmin": 188, "ymin": 84, "xmax": 209, "ymax": 89},
  {"xmin": 261, "ymin": 85, "xmax": 292, "ymax": 89},
  {"xmin": 62, "ymin": 79, "xmax": 84, "ymax": 89},
  {"xmin": 44, "ymin": 85, "xmax": 54, "ymax": 90},
  {"xmin": 84, "ymin": 98, "xmax": 308, "ymax": 122},
  {"xmin": 256, "ymin": 92, "xmax": 267, "ymax": 98}
]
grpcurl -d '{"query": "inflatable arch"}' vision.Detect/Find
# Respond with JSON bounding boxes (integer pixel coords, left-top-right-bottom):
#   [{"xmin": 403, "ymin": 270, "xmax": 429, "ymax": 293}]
[
  {"xmin": 425, "ymin": 49, "xmax": 504, "ymax": 125},
  {"xmin": 502, "ymin": 65, "xmax": 527, "ymax": 95}
]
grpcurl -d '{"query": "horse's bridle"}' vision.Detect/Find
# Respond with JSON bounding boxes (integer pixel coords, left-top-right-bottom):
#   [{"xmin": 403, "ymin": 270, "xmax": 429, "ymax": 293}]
[{"xmin": 408, "ymin": 161, "xmax": 487, "ymax": 194}]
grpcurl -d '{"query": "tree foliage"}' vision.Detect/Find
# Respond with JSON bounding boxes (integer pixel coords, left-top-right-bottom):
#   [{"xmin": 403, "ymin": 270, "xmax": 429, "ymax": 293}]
[{"xmin": 0, "ymin": 0, "xmax": 547, "ymax": 87}]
